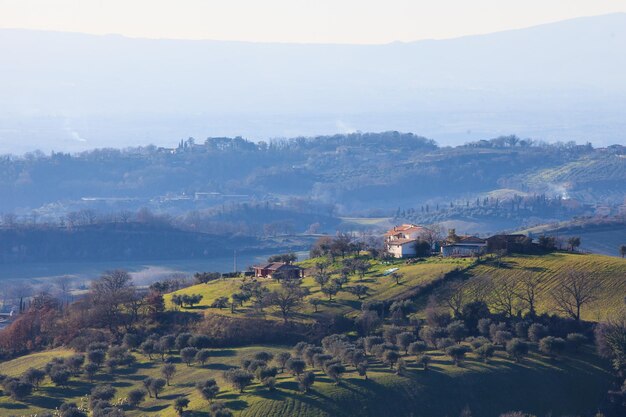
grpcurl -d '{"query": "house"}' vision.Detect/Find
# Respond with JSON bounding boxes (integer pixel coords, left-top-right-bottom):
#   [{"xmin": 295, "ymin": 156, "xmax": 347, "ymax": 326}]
[
  {"xmin": 252, "ymin": 262, "xmax": 304, "ymax": 279},
  {"xmin": 486, "ymin": 234, "xmax": 534, "ymax": 253},
  {"xmin": 385, "ymin": 224, "xmax": 432, "ymax": 258},
  {"xmin": 441, "ymin": 235, "xmax": 487, "ymax": 257}
]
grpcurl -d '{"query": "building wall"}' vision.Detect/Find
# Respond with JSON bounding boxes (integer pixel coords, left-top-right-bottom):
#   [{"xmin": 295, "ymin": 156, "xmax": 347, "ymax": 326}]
[
  {"xmin": 387, "ymin": 243, "xmax": 417, "ymax": 258},
  {"xmin": 441, "ymin": 244, "xmax": 486, "ymax": 257}
]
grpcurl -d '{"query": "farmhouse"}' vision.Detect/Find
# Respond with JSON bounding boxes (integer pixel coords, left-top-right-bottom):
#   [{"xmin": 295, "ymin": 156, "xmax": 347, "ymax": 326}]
[
  {"xmin": 385, "ymin": 224, "xmax": 432, "ymax": 258},
  {"xmin": 252, "ymin": 262, "xmax": 304, "ymax": 279},
  {"xmin": 441, "ymin": 235, "xmax": 487, "ymax": 257}
]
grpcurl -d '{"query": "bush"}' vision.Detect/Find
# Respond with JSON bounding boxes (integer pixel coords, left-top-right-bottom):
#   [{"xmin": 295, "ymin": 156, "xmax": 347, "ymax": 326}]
[
  {"xmin": 446, "ymin": 345, "xmax": 471, "ymax": 366},
  {"xmin": 539, "ymin": 336, "xmax": 566, "ymax": 359},
  {"xmin": 127, "ymin": 389, "xmax": 146, "ymax": 407},
  {"xmin": 506, "ymin": 338, "xmax": 529, "ymax": 362},
  {"xmin": 566, "ymin": 333, "xmax": 586, "ymax": 352},
  {"xmin": 89, "ymin": 384, "xmax": 116, "ymax": 407},
  {"xmin": 2, "ymin": 377, "xmax": 33, "ymax": 400},
  {"xmin": 528, "ymin": 323, "xmax": 549, "ymax": 343}
]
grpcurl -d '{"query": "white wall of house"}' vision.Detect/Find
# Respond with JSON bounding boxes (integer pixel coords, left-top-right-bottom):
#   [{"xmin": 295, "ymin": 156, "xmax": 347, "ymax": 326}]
[{"xmin": 387, "ymin": 242, "xmax": 417, "ymax": 258}]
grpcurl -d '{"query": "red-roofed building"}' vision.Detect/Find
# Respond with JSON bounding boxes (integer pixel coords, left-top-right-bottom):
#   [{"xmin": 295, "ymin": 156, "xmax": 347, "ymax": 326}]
[
  {"xmin": 252, "ymin": 262, "xmax": 304, "ymax": 279},
  {"xmin": 384, "ymin": 224, "xmax": 432, "ymax": 258}
]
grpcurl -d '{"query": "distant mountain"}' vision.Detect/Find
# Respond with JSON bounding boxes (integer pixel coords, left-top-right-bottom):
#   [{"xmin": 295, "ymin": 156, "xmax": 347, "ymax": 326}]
[{"xmin": 1, "ymin": 14, "xmax": 626, "ymax": 152}]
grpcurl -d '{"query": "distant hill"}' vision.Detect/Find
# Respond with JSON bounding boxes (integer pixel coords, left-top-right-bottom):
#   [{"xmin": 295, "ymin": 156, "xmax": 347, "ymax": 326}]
[
  {"xmin": 1, "ymin": 13, "xmax": 626, "ymax": 152},
  {"xmin": 522, "ymin": 218, "xmax": 626, "ymax": 257}
]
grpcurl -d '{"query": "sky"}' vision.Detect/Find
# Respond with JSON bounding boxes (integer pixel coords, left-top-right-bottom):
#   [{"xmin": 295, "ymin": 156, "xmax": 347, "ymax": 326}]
[{"xmin": 1, "ymin": 0, "xmax": 626, "ymax": 44}]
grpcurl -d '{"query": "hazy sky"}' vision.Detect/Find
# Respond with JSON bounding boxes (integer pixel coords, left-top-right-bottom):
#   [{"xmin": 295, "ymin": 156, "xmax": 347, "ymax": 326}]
[{"xmin": 1, "ymin": 0, "xmax": 626, "ymax": 44}]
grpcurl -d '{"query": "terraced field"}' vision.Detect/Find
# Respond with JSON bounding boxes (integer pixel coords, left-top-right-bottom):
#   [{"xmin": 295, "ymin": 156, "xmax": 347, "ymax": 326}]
[
  {"xmin": 166, "ymin": 257, "xmax": 468, "ymax": 320},
  {"xmin": 434, "ymin": 253, "xmax": 626, "ymax": 321},
  {"xmin": 0, "ymin": 343, "xmax": 612, "ymax": 417}
]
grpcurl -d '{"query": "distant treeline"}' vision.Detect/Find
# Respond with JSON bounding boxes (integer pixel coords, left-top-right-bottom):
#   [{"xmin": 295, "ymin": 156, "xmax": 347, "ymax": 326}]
[{"xmin": 0, "ymin": 222, "xmax": 260, "ymax": 264}]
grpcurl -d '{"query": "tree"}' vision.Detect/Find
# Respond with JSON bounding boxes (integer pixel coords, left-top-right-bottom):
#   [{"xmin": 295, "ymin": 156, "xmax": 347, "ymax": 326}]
[
  {"xmin": 539, "ymin": 336, "xmax": 566, "ymax": 359},
  {"xmin": 567, "ymin": 236, "xmax": 581, "ymax": 252},
  {"xmin": 275, "ymin": 351, "xmax": 292, "ymax": 373},
  {"xmin": 321, "ymin": 284, "xmax": 339, "ymax": 301},
  {"xmin": 515, "ymin": 273, "xmax": 542, "ymax": 318},
  {"xmin": 408, "ymin": 341, "xmax": 428, "ymax": 361},
  {"xmin": 84, "ymin": 363, "xmax": 99, "ymax": 382},
  {"xmin": 476, "ymin": 343, "xmax": 495, "ymax": 363},
  {"xmin": 181, "ymin": 347, "xmax": 198, "ymax": 366},
  {"xmin": 417, "ymin": 355, "xmax": 432, "ymax": 370},
  {"xmin": 90, "ymin": 384, "xmax": 116, "ymax": 407},
  {"xmin": 223, "ymin": 369, "xmax": 254, "ymax": 393},
  {"xmin": 390, "ymin": 272, "xmax": 403, "ymax": 285},
  {"xmin": 88, "ymin": 349, "xmax": 107, "ymax": 367},
  {"xmin": 325, "ymin": 362, "xmax": 346, "ymax": 384},
  {"xmin": 267, "ymin": 283, "xmax": 307, "ymax": 323},
  {"xmin": 356, "ymin": 361, "xmax": 369, "ymax": 379},
  {"xmin": 196, "ymin": 379, "xmax": 220, "ymax": 403},
  {"xmin": 506, "ymin": 338, "xmax": 529, "ymax": 362},
  {"xmin": 89, "ymin": 270, "xmax": 137, "ymax": 334},
  {"xmin": 2, "ymin": 378, "xmax": 32, "ymax": 400},
  {"xmin": 446, "ymin": 345, "xmax": 470, "ymax": 366},
  {"xmin": 446, "ymin": 321, "xmax": 467, "ymax": 343},
  {"xmin": 308, "ymin": 297, "xmax": 322, "ymax": 312},
  {"xmin": 396, "ymin": 332, "xmax": 415, "ymax": 353},
  {"xmin": 551, "ymin": 270, "xmax": 600, "ymax": 320},
  {"xmin": 383, "ymin": 350, "xmax": 400, "ymax": 369},
  {"xmin": 211, "ymin": 296, "xmax": 229, "ymax": 309},
  {"xmin": 620, "ymin": 245, "xmax": 626, "ymax": 258},
  {"xmin": 174, "ymin": 397, "xmax": 190, "ymax": 416},
  {"xmin": 150, "ymin": 378, "xmax": 167, "ymax": 399},
  {"xmin": 22, "ymin": 368, "xmax": 45, "ymax": 390},
  {"xmin": 528, "ymin": 323, "xmax": 549, "ymax": 343},
  {"xmin": 314, "ymin": 272, "xmax": 330, "ymax": 290},
  {"xmin": 127, "ymin": 389, "xmax": 146, "ymax": 407},
  {"xmin": 286, "ymin": 358, "xmax": 306, "ymax": 376},
  {"xmin": 161, "ymin": 363, "xmax": 177, "ymax": 385},
  {"xmin": 355, "ymin": 260, "xmax": 371, "ymax": 281},
  {"xmin": 195, "ymin": 349, "xmax": 212, "ymax": 366},
  {"xmin": 194, "ymin": 271, "xmax": 221, "ymax": 284},
  {"xmin": 297, "ymin": 371, "xmax": 315, "ymax": 392},
  {"xmin": 357, "ymin": 310, "xmax": 382, "ymax": 335},
  {"xmin": 489, "ymin": 276, "xmax": 519, "ymax": 318},
  {"xmin": 594, "ymin": 315, "xmax": 626, "ymax": 374},
  {"xmin": 48, "ymin": 364, "xmax": 71, "ymax": 387},
  {"xmin": 349, "ymin": 284, "xmax": 369, "ymax": 300}
]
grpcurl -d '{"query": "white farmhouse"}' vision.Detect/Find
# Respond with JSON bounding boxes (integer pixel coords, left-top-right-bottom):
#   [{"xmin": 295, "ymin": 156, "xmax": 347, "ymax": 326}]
[{"xmin": 385, "ymin": 224, "xmax": 431, "ymax": 258}]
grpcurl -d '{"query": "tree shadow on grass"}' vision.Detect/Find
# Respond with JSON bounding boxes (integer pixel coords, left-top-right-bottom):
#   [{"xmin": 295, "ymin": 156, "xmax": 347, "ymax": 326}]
[
  {"xmin": 210, "ymin": 349, "xmax": 237, "ymax": 357},
  {"xmin": 206, "ymin": 363, "xmax": 235, "ymax": 371},
  {"xmin": 0, "ymin": 402, "xmax": 28, "ymax": 410}
]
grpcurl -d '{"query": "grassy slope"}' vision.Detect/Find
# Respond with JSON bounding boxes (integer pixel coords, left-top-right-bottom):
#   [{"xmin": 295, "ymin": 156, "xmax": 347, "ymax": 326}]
[
  {"xmin": 430, "ymin": 253, "xmax": 626, "ymax": 321},
  {"xmin": 0, "ymin": 345, "xmax": 612, "ymax": 417},
  {"xmin": 166, "ymin": 257, "xmax": 467, "ymax": 320}
]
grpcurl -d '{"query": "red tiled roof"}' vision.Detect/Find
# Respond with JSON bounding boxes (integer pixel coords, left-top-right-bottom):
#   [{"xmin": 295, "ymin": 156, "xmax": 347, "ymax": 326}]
[{"xmin": 385, "ymin": 224, "xmax": 430, "ymax": 236}]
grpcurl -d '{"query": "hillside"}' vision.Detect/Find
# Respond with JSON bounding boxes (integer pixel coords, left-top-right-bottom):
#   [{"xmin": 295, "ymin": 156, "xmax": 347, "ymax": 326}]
[
  {"xmin": 168, "ymin": 252, "xmax": 626, "ymax": 323},
  {"xmin": 424, "ymin": 253, "xmax": 626, "ymax": 322},
  {"xmin": 0, "ymin": 344, "xmax": 613, "ymax": 417},
  {"xmin": 522, "ymin": 219, "xmax": 626, "ymax": 257}
]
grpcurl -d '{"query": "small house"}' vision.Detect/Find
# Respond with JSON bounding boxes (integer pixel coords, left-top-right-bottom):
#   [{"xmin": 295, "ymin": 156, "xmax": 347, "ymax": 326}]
[
  {"xmin": 252, "ymin": 262, "xmax": 304, "ymax": 279},
  {"xmin": 441, "ymin": 236, "xmax": 487, "ymax": 257}
]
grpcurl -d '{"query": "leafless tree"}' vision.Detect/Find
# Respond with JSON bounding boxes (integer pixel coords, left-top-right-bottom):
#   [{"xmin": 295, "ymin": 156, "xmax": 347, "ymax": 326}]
[
  {"xmin": 551, "ymin": 269, "xmax": 600, "ymax": 321},
  {"xmin": 444, "ymin": 282, "xmax": 466, "ymax": 318},
  {"xmin": 514, "ymin": 273, "xmax": 542, "ymax": 317},
  {"xmin": 488, "ymin": 276, "xmax": 519, "ymax": 318}
]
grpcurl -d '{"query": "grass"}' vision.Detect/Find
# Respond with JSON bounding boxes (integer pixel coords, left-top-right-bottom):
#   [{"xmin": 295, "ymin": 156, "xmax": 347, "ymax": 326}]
[
  {"xmin": 165, "ymin": 257, "xmax": 467, "ymax": 321},
  {"xmin": 428, "ymin": 252, "xmax": 626, "ymax": 321},
  {"xmin": 0, "ymin": 344, "xmax": 612, "ymax": 417}
]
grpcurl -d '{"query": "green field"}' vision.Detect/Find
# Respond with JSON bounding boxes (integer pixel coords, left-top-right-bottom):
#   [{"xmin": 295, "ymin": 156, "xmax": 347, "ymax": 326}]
[{"xmin": 0, "ymin": 343, "xmax": 613, "ymax": 417}]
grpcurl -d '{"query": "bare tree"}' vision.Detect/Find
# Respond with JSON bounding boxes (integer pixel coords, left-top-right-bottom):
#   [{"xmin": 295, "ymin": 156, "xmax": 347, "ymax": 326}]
[
  {"xmin": 551, "ymin": 270, "xmax": 600, "ymax": 321},
  {"xmin": 514, "ymin": 273, "xmax": 542, "ymax": 317},
  {"xmin": 444, "ymin": 282, "xmax": 466, "ymax": 318},
  {"xmin": 488, "ymin": 276, "xmax": 519, "ymax": 318},
  {"xmin": 268, "ymin": 282, "xmax": 308, "ymax": 323}
]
